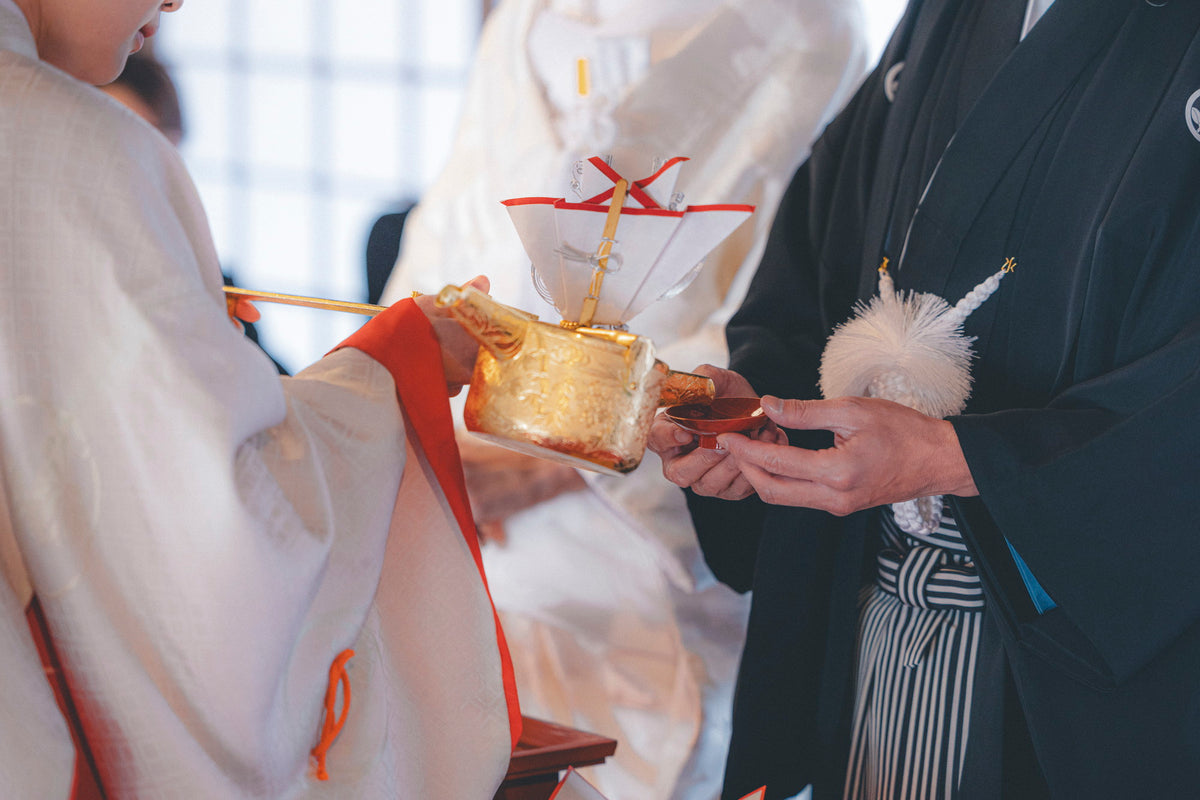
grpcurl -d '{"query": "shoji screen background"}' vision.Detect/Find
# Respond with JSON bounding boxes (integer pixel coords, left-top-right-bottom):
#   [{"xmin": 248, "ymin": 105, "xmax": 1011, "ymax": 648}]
[{"xmin": 156, "ymin": 0, "xmax": 483, "ymax": 372}]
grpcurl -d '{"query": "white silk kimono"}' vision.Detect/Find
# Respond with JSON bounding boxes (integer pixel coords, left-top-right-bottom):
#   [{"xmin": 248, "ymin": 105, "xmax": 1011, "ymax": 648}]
[
  {"xmin": 380, "ymin": 1, "xmax": 870, "ymax": 797},
  {"xmin": 0, "ymin": 2, "xmax": 515, "ymax": 797}
]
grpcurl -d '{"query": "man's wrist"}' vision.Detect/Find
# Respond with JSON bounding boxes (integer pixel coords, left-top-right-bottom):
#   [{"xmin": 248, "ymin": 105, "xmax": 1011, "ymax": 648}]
[{"xmin": 936, "ymin": 419, "xmax": 979, "ymax": 497}]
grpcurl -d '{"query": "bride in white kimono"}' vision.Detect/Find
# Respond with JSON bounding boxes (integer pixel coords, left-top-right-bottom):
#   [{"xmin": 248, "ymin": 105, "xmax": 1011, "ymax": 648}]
[
  {"xmin": 0, "ymin": 1, "xmax": 518, "ymax": 798},
  {"xmin": 380, "ymin": 0, "xmax": 871, "ymax": 796}
]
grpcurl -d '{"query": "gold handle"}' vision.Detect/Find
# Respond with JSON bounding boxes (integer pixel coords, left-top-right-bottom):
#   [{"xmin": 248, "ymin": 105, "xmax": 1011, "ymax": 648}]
[{"xmin": 222, "ymin": 286, "xmax": 385, "ymax": 316}]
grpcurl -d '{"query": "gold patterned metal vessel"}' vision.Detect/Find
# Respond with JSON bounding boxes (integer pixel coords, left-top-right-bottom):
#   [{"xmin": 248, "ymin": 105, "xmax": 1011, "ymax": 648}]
[{"xmin": 437, "ymin": 283, "xmax": 714, "ymax": 475}]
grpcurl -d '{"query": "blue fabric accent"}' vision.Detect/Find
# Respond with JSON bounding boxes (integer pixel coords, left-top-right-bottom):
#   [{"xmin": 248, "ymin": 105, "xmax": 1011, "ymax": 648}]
[{"xmin": 1005, "ymin": 539, "xmax": 1056, "ymax": 614}]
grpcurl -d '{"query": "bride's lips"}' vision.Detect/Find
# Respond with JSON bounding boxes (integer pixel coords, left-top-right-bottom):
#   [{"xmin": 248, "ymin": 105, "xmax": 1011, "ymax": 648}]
[{"xmin": 131, "ymin": 22, "xmax": 157, "ymax": 54}]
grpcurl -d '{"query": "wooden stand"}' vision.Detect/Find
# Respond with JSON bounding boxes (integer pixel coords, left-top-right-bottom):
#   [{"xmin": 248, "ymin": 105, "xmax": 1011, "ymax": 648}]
[{"xmin": 494, "ymin": 717, "xmax": 618, "ymax": 800}]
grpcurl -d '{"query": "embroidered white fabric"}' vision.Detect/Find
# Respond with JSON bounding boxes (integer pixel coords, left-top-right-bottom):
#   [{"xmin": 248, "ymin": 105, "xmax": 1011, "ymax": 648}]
[{"xmin": 0, "ymin": 2, "xmax": 510, "ymax": 796}]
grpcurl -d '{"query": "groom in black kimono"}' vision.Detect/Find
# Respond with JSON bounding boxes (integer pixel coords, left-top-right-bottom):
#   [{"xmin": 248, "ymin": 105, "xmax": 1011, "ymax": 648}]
[{"xmin": 650, "ymin": 0, "xmax": 1200, "ymax": 797}]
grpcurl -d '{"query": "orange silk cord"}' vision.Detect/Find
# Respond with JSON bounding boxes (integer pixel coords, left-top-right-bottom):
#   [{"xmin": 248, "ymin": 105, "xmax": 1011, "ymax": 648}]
[{"xmin": 311, "ymin": 649, "xmax": 355, "ymax": 781}]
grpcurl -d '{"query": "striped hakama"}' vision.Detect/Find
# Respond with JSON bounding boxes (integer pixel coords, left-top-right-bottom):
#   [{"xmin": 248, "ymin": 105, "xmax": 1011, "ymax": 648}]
[{"xmin": 843, "ymin": 508, "xmax": 985, "ymax": 800}]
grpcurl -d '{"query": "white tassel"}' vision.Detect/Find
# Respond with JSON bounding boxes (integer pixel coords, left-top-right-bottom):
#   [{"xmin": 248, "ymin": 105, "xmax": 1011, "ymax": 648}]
[{"xmin": 819, "ymin": 261, "xmax": 1011, "ymax": 535}]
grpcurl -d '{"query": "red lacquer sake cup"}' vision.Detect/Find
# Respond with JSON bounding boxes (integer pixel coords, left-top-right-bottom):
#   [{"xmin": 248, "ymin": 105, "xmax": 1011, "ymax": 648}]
[{"xmin": 664, "ymin": 397, "xmax": 768, "ymax": 449}]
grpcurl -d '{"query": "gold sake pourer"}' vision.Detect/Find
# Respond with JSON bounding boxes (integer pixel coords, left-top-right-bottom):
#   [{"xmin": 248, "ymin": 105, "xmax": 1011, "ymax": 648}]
[{"xmin": 436, "ymin": 283, "xmax": 714, "ymax": 476}]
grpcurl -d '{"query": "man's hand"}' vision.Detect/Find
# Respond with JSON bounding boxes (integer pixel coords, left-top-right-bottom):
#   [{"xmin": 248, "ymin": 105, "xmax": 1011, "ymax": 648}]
[
  {"xmin": 718, "ymin": 395, "xmax": 978, "ymax": 515},
  {"xmin": 647, "ymin": 365, "xmax": 787, "ymax": 500},
  {"xmin": 414, "ymin": 275, "xmax": 489, "ymax": 395}
]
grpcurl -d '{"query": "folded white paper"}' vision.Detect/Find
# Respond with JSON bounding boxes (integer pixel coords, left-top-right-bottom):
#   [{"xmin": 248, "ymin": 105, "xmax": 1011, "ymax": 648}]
[{"xmin": 503, "ymin": 156, "xmax": 754, "ymax": 326}]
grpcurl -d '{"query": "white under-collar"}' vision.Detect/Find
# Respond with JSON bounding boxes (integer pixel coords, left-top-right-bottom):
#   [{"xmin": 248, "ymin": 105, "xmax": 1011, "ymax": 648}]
[
  {"xmin": 1022, "ymin": 0, "xmax": 1056, "ymax": 40},
  {"xmin": 0, "ymin": 0, "xmax": 38, "ymax": 60}
]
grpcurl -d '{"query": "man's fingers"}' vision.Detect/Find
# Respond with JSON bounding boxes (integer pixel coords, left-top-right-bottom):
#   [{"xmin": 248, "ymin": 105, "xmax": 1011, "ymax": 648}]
[
  {"xmin": 648, "ymin": 415, "xmax": 698, "ymax": 453},
  {"xmin": 738, "ymin": 460, "xmax": 853, "ymax": 514},
  {"xmin": 657, "ymin": 446, "xmax": 752, "ymax": 499},
  {"xmin": 690, "ymin": 454, "xmax": 756, "ymax": 500},
  {"xmin": 720, "ymin": 432, "xmax": 834, "ymax": 483},
  {"xmin": 661, "ymin": 446, "xmax": 730, "ymax": 487},
  {"xmin": 760, "ymin": 395, "xmax": 865, "ymax": 433}
]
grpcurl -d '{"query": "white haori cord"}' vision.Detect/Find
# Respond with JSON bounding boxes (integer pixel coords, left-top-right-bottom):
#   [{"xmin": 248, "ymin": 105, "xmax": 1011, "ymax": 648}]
[{"xmin": 819, "ymin": 258, "xmax": 1013, "ymax": 534}]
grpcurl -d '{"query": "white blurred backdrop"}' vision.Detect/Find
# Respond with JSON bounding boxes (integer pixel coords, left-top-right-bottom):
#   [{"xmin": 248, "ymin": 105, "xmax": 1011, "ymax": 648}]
[{"xmin": 156, "ymin": 0, "xmax": 905, "ymax": 374}]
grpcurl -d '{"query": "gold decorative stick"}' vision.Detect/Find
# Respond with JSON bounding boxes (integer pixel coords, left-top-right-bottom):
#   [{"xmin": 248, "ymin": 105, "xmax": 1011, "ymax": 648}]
[
  {"xmin": 577, "ymin": 57, "xmax": 590, "ymax": 97},
  {"xmin": 223, "ymin": 286, "xmax": 385, "ymax": 317},
  {"xmin": 574, "ymin": 178, "xmax": 628, "ymax": 328}
]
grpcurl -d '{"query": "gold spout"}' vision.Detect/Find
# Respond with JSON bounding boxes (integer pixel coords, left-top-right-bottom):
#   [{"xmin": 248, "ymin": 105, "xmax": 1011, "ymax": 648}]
[{"xmin": 657, "ymin": 368, "xmax": 715, "ymax": 407}]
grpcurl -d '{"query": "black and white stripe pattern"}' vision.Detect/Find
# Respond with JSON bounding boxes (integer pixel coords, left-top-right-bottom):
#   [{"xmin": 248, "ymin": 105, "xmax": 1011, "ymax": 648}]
[
  {"xmin": 876, "ymin": 514, "xmax": 983, "ymax": 613},
  {"xmin": 882, "ymin": 502, "xmax": 969, "ymax": 552},
  {"xmin": 843, "ymin": 509, "xmax": 984, "ymax": 799}
]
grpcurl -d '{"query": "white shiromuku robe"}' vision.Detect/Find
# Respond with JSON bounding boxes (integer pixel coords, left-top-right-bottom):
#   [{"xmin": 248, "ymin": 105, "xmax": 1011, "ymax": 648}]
[
  {"xmin": 0, "ymin": 2, "xmax": 517, "ymax": 797},
  {"xmin": 380, "ymin": 0, "xmax": 871, "ymax": 796}
]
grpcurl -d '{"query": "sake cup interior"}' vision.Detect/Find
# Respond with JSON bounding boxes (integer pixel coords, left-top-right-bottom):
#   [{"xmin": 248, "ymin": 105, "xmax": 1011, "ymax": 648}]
[{"xmin": 664, "ymin": 397, "xmax": 767, "ymax": 448}]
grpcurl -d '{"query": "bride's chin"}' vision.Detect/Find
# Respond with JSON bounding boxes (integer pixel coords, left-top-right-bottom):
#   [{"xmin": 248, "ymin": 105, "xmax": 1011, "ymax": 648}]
[{"xmin": 91, "ymin": 53, "xmax": 132, "ymax": 86}]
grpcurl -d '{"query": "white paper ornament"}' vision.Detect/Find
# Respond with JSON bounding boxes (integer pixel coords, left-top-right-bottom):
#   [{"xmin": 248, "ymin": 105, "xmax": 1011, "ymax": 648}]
[{"xmin": 502, "ymin": 156, "xmax": 754, "ymax": 327}]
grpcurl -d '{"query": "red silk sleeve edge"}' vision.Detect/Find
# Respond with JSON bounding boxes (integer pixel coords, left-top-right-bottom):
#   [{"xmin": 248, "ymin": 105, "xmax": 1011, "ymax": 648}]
[{"xmin": 333, "ymin": 300, "xmax": 523, "ymax": 748}]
